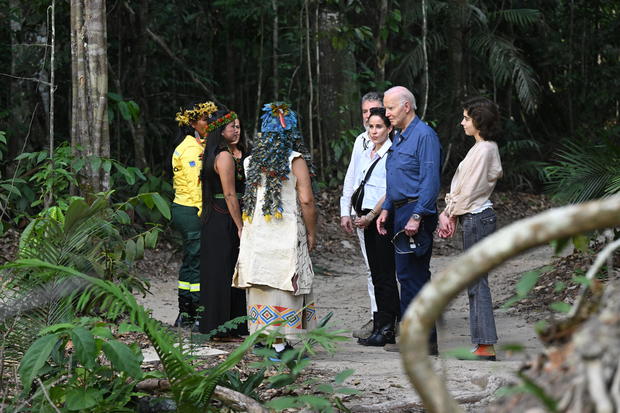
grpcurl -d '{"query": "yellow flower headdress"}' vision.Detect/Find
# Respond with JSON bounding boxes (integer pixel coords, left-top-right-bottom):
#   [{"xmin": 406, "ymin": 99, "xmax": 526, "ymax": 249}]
[{"xmin": 175, "ymin": 101, "xmax": 218, "ymax": 126}]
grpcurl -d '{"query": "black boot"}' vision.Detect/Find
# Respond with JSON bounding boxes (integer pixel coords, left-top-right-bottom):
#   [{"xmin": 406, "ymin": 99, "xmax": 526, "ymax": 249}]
[
  {"xmin": 358, "ymin": 312, "xmax": 396, "ymax": 347},
  {"xmin": 357, "ymin": 313, "xmax": 379, "ymax": 341},
  {"xmin": 174, "ymin": 296, "xmax": 195, "ymax": 328}
]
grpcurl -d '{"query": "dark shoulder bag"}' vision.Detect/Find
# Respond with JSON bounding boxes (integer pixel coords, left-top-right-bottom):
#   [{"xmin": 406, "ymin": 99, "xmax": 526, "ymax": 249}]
[{"xmin": 350, "ymin": 157, "xmax": 381, "ymax": 216}]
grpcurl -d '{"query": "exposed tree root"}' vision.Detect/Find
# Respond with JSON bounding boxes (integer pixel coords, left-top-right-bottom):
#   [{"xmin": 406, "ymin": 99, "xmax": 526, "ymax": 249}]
[{"xmin": 135, "ymin": 379, "xmax": 269, "ymax": 413}]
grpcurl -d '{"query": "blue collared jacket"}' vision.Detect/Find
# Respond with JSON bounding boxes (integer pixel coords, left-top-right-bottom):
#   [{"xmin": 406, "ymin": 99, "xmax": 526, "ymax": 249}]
[{"xmin": 382, "ymin": 116, "xmax": 442, "ymax": 216}]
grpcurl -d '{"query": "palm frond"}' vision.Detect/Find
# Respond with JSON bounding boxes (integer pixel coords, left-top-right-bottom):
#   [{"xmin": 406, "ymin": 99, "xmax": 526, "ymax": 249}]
[
  {"xmin": 2, "ymin": 259, "xmax": 262, "ymax": 409},
  {"xmin": 391, "ymin": 32, "xmax": 445, "ymax": 80},
  {"xmin": 467, "ymin": 4, "xmax": 489, "ymax": 27},
  {"xmin": 492, "ymin": 9, "xmax": 542, "ymax": 27},
  {"xmin": 471, "ymin": 33, "xmax": 540, "ymax": 113},
  {"xmin": 543, "ymin": 140, "xmax": 620, "ymax": 203}
]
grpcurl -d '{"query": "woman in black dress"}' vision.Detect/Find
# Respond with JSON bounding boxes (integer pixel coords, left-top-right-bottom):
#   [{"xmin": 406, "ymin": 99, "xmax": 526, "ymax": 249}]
[{"xmin": 199, "ymin": 109, "xmax": 248, "ymax": 339}]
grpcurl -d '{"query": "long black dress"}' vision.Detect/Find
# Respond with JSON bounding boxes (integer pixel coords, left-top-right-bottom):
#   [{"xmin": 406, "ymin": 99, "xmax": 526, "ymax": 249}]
[{"xmin": 199, "ymin": 149, "xmax": 248, "ymax": 336}]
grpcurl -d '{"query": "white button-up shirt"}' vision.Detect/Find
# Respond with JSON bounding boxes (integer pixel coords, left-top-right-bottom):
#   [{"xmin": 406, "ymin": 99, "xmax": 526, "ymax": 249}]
[
  {"xmin": 353, "ymin": 138, "xmax": 391, "ymax": 211},
  {"xmin": 340, "ymin": 131, "xmax": 371, "ymax": 216}
]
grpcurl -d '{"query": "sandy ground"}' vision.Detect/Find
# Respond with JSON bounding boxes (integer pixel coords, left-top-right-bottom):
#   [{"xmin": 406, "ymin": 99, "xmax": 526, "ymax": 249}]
[{"xmin": 136, "ymin": 235, "xmax": 561, "ymax": 411}]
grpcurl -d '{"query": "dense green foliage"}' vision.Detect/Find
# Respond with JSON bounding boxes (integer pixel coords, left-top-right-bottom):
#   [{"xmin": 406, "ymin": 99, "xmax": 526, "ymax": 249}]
[
  {"xmin": 0, "ymin": 195, "xmax": 353, "ymax": 411},
  {"xmin": 1, "ymin": 0, "xmax": 618, "ymax": 198}
]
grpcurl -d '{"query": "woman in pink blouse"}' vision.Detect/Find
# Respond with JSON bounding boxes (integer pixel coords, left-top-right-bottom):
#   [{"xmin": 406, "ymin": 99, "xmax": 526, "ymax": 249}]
[{"xmin": 438, "ymin": 97, "xmax": 503, "ymax": 361}]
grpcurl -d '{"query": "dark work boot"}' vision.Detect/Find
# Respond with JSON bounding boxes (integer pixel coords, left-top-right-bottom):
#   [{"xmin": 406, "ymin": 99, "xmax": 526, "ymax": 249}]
[
  {"xmin": 358, "ymin": 312, "xmax": 396, "ymax": 347},
  {"xmin": 174, "ymin": 297, "xmax": 195, "ymax": 328}
]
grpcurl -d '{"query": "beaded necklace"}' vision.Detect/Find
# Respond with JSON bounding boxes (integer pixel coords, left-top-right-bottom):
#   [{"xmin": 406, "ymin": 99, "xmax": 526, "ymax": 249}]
[{"xmin": 227, "ymin": 147, "xmax": 244, "ymax": 181}]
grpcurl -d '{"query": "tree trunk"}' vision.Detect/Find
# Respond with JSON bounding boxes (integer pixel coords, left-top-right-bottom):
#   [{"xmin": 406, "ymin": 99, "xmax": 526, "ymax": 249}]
[
  {"xmin": 374, "ymin": 0, "xmax": 388, "ymax": 86},
  {"xmin": 399, "ymin": 194, "xmax": 620, "ymax": 413},
  {"xmin": 253, "ymin": 15, "xmax": 265, "ymax": 139},
  {"xmin": 7, "ymin": 0, "xmax": 40, "ymax": 159},
  {"xmin": 317, "ymin": 6, "xmax": 357, "ymax": 180},
  {"xmin": 70, "ymin": 0, "xmax": 110, "ymax": 193},
  {"xmin": 124, "ymin": 0, "xmax": 148, "ymax": 169},
  {"xmin": 271, "ymin": 0, "xmax": 279, "ymax": 100},
  {"xmin": 420, "ymin": 0, "xmax": 429, "ymax": 119},
  {"xmin": 438, "ymin": 0, "xmax": 468, "ymax": 156},
  {"xmin": 304, "ymin": 0, "xmax": 314, "ymax": 165}
]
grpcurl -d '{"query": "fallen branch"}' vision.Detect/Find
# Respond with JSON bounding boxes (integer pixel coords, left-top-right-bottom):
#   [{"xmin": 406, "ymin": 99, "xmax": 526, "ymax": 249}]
[
  {"xmin": 135, "ymin": 379, "xmax": 269, "ymax": 413},
  {"xmin": 399, "ymin": 194, "xmax": 620, "ymax": 413}
]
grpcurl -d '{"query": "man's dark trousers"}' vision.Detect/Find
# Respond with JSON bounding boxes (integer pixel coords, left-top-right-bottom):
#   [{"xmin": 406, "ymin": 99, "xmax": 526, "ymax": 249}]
[
  {"xmin": 170, "ymin": 203, "xmax": 201, "ymax": 318},
  {"xmin": 393, "ymin": 201, "xmax": 438, "ymax": 342}
]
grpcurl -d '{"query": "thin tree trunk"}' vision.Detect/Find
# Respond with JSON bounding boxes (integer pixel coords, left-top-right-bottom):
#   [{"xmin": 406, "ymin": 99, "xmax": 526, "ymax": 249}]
[
  {"xmin": 314, "ymin": 1, "xmax": 324, "ymax": 176},
  {"xmin": 8, "ymin": 0, "xmax": 32, "ymax": 159},
  {"xmin": 123, "ymin": 0, "xmax": 148, "ymax": 169},
  {"xmin": 421, "ymin": 0, "xmax": 429, "ymax": 119},
  {"xmin": 44, "ymin": 0, "xmax": 56, "ymax": 208},
  {"xmin": 305, "ymin": 0, "xmax": 314, "ymax": 164},
  {"xmin": 400, "ymin": 194, "xmax": 620, "ymax": 413},
  {"xmin": 253, "ymin": 14, "xmax": 264, "ymax": 139},
  {"xmin": 567, "ymin": 0, "xmax": 574, "ymax": 135},
  {"xmin": 271, "ymin": 0, "xmax": 279, "ymax": 100},
  {"xmin": 70, "ymin": 0, "xmax": 110, "ymax": 193},
  {"xmin": 375, "ymin": 0, "xmax": 388, "ymax": 86}
]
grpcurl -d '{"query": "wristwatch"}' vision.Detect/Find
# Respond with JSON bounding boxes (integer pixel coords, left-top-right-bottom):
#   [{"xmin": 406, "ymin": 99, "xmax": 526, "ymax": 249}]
[{"xmin": 411, "ymin": 213, "xmax": 422, "ymax": 221}]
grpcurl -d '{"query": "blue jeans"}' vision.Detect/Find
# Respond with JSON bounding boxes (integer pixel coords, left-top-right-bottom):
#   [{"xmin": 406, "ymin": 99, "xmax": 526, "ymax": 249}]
[{"xmin": 461, "ymin": 208, "xmax": 498, "ymax": 345}]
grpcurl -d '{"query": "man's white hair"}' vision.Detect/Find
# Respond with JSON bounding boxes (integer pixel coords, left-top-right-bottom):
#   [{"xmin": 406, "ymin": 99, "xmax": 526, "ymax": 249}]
[{"xmin": 384, "ymin": 86, "xmax": 417, "ymax": 110}]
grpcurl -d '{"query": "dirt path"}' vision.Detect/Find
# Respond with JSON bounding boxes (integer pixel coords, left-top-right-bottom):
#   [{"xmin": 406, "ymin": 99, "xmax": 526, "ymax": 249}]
[{"xmin": 137, "ymin": 236, "xmax": 558, "ymax": 411}]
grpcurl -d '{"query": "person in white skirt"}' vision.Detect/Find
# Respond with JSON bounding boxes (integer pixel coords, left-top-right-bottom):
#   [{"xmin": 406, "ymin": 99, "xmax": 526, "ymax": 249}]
[{"xmin": 233, "ymin": 102, "xmax": 317, "ymax": 360}]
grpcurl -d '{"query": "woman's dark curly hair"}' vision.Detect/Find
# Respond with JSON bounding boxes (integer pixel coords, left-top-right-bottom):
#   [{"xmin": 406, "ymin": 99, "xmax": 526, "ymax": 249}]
[{"xmin": 462, "ymin": 96, "xmax": 501, "ymax": 141}]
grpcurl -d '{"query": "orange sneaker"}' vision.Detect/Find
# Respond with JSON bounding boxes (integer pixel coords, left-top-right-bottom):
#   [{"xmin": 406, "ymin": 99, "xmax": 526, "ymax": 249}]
[{"xmin": 471, "ymin": 344, "xmax": 496, "ymax": 361}]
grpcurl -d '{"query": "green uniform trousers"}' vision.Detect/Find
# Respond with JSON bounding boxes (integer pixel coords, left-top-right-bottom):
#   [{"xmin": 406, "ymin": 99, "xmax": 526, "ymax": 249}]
[{"xmin": 171, "ymin": 203, "xmax": 201, "ymax": 316}]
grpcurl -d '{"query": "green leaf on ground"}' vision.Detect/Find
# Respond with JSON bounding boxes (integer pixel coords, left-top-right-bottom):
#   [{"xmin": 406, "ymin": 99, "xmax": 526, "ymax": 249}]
[
  {"xmin": 19, "ymin": 334, "xmax": 59, "ymax": 393},
  {"xmin": 65, "ymin": 388, "xmax": 102, "ymax": 411},
  {"xmin": 102, "ymin": 340, "xmax": 143, "ymax": 378}
]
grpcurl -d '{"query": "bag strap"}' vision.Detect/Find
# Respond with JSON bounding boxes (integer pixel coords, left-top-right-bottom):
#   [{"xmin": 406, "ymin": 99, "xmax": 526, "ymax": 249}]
[{"xmin": 359, "ymin": 156, "xmax": 381, "ymax": 186}]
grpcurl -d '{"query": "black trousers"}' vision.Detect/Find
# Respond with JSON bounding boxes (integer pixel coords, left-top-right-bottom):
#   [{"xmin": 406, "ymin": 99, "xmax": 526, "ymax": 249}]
[
  {"xmin": 363, "ymin": 210, "xmax": 400, "ymax": 321},
  {"xmin": 199, "ymin": 199, "xmax": 248, "ymax": 335}
]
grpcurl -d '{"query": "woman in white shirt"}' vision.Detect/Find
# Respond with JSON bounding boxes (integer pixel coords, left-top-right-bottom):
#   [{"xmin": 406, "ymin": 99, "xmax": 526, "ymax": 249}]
[
  {"xmin": 353, "ymin": 107, "xmax": 400, "ymax": 347},
  {"xmin": 438, "ymin": 97, "xmax": 503, "ymax": 360}
]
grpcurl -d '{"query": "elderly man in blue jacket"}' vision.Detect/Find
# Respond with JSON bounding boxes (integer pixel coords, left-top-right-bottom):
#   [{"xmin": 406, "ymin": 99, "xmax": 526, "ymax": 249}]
[{"xmin": 376, "ymin": 86, "xmax": 442, "ymax": 354}]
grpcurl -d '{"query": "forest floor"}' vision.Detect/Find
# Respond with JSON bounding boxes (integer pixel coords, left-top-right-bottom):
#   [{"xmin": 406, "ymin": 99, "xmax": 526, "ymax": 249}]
[{"xmin": 131, "ymin": 189, "xmax": 603, "ymax": 412}]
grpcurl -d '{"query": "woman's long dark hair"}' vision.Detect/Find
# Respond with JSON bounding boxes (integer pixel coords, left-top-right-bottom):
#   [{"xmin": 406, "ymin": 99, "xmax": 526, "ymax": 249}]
[{"xmin": 200, "ymin": 109, "xmax": 236, "ymax": 222}]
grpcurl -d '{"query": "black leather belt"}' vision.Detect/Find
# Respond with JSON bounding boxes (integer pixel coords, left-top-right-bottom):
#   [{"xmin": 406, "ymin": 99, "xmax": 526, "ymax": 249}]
[{"xmin": 393, "ymin": 197, "xmax": 419, "ymax": 209}]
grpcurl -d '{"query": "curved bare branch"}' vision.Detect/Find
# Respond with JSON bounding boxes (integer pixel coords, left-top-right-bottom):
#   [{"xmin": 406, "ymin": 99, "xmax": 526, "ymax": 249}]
[{"xmin": 400, "ymin": 194, "xmax": 620, "ymax": 413}]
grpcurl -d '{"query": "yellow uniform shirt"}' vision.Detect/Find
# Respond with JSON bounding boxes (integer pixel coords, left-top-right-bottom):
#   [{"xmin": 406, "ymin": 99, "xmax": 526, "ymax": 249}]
[{"xmin": 172, "ymin": 135, "xmax": 205, "ymax": 215}]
